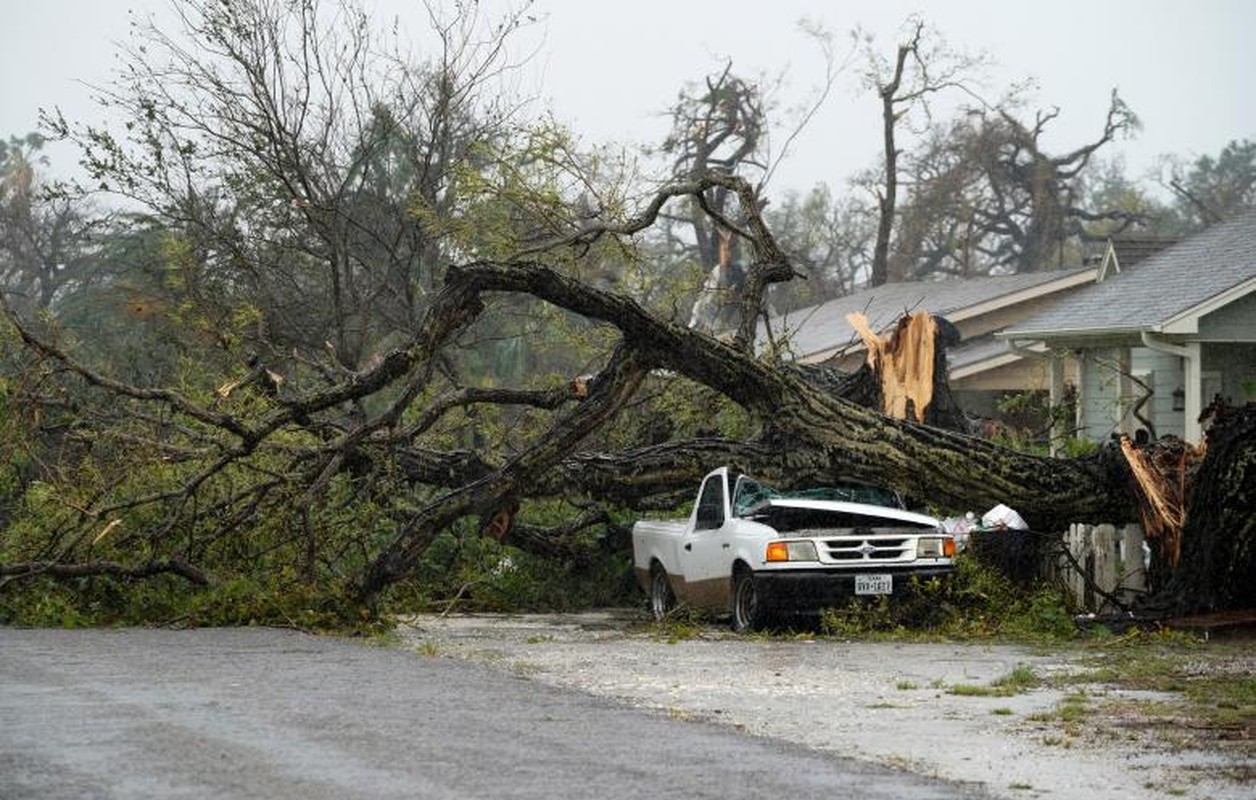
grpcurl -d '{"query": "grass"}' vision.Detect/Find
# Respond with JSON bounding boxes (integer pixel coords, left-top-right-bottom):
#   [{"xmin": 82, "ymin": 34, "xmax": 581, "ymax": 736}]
[
  {"xmin": 1059, "ymin": 632, "xmax": 1256, "ymax": 735},
  {"xmin": 641, "ymin": 606, "xmax": 712, "ymax": 643},
  {"xmin": 948, "ymin": 663, "xmax": 1040, "ymax": 697},
  {"xmin": 1057, "ymin": 691, "xmax": 1091, "ymax": 724},
  {"xmin": 802, "ymin": 559, "xmax": 1253, "ymax": 751},
  {"xmin": 995, "ymin": 664, "xmax": 1042, "ymax": 691}
]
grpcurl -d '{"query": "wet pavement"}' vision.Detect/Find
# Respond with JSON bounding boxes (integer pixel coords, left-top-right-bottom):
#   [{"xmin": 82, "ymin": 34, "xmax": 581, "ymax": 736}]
[{"xmin": 1, "ymin": 626, "xmax": 988, "ymax": 799}]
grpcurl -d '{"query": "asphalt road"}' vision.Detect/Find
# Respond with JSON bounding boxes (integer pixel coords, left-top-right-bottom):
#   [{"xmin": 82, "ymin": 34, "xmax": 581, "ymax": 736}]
[{"xmin": 0, "ymin": 627, "xmax": 988, "ymax": 800}]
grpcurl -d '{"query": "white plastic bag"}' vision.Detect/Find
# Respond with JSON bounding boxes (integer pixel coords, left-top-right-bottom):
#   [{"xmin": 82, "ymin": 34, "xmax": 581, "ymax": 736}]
[{"xmin": 981, "ymin": 503, "xmax": 1028, "ymax": 531}]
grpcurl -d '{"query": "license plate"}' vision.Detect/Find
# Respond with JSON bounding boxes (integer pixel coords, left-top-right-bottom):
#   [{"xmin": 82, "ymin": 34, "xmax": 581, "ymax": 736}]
[{"xmin": 855, "ymin": 573, "xmax": 893, "ymax": 595}]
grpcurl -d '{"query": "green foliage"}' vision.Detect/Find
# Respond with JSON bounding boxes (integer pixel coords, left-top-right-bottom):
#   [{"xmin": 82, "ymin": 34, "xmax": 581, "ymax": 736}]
[
  {"xmin": 601, "ymin": 374, "xmax": 756, "ymax": 452},
  {"xmin": 384, "ymin": 529, "xmax": 636, "ymax": 615},
  {"xmin": 0, "ymin": 574, "xmax": 384, "ymax": 633},
  {"xmin": 818, "ymin": 555, "xmax": 1079, "ymax": 641},
  {"xmin": 947, "ymin": 664, "xmax": 1040, "ymax": 697},
  {"xmin": 1059, "ymin": 437, "xmax": 1100, "ymax": 459},
  {"xmin": 0, "ymin": 132, "xmax": 48, "ymax": 171}
]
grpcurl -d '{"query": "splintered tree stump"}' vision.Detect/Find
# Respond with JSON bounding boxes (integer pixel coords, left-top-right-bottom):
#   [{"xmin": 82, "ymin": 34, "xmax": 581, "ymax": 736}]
[{"xmin": 1155, "ymin": 402, "xmax": 1256, "ymax": 616}]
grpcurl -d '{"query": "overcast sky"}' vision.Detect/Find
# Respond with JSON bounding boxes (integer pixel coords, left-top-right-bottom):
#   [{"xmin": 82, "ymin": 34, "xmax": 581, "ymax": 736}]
[{"xmin": 5, "ymin": 0, "xmax": 1253, "ymax": 200}]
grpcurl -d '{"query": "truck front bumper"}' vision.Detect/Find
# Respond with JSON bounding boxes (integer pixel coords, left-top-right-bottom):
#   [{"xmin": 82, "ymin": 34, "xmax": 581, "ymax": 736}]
[{"xmin": 753, "ymin": 566, "xmax": 955, "ymax": 610}]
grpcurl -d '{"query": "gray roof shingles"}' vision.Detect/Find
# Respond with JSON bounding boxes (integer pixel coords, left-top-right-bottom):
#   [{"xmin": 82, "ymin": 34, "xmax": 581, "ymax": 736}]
[
  {"xmin": 1005, "ymin": 211, "xmax": 1256, "ymax": 339},
  {"xmin": 771, "ymin": 269, "xmax": 1092, "ymax": 359}
]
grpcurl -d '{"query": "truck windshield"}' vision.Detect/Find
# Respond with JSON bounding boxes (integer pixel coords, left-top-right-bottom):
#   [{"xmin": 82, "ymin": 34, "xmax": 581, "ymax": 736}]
[{"xmin": 733, "ymin": 476, "xmax": 903, "ymax": 516}]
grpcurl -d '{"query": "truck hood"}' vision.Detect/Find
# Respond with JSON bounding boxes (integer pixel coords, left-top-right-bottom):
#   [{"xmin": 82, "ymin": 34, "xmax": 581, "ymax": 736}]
[{"xmin": 744, "ymin": 498, "xmax": 942, "ymax": 530}]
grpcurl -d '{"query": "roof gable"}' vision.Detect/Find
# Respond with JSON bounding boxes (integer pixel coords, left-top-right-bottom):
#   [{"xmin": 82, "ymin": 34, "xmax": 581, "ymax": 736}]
[{"xmin": 1096, "ymin": 233, "xmax": 1182, "ymax": 281}]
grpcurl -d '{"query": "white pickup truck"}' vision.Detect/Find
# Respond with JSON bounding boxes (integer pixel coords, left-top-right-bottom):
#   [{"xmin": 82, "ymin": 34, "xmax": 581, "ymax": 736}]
[{"xmin": 632, "ymin": 467, "xmax": 956, "ymax": 631}]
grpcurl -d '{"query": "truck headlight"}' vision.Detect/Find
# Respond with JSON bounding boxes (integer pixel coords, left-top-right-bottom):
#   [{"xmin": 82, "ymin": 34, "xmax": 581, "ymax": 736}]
[
  {"xmin": 917, "ymin": 537, "xmax": 956, "ymax": 558},
  {"xmin": 766, "ymin": 540, "xmax": 819, "ymax": 562}
]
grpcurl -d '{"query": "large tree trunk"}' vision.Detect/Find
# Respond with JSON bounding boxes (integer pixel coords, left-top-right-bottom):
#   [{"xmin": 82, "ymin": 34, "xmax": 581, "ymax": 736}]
[
  {"xmin": 1154, "ymin": 403, "xmax": 1256, "ymax": 616},
  {"xmin": 355, "ymin": 255, "xmax": 1133, "ymax": 598}
]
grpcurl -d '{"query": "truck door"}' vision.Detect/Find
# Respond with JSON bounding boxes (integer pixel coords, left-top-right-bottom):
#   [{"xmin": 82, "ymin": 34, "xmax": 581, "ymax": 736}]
[{"xmin": 679, "ymin": 472, "xmax": 734, "ymax": 588}]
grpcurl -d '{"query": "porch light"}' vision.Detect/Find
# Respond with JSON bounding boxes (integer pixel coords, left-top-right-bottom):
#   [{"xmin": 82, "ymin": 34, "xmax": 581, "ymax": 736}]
[{"xmin": 1172, "ymin": 386, "xmax": 1186, "ymax": 412}]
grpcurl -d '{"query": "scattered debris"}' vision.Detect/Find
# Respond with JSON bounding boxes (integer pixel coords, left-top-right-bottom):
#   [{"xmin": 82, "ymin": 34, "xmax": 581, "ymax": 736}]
[{"xmin": 981, "ymin": 503, "xmax": 1029, "ymax": 531}]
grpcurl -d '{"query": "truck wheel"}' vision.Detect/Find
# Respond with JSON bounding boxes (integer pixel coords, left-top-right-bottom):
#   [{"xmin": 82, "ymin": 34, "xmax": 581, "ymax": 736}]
[
  {"xmin": 731, "ymin": 568, "xmax": 763, "ymax": 633},
  {"xmin": 649, "ymin": 563, "xmax": 676, "ymax": 622}
]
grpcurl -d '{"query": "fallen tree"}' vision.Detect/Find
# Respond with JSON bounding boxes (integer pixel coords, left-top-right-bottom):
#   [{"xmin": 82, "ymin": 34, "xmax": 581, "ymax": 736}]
[
  {"xmin": 1141, "ymin": 403, "xmax": 1256, "ymax": 615},
  {"xmin": 1, "ymin": 174, "xmax": 1247, "ymax": 619}
]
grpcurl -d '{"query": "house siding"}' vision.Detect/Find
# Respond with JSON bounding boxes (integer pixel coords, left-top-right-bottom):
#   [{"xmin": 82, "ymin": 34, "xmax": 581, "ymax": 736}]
[
  {"xmin": 1199, "ymin": 292, "xmax": 1256, "ymax": 341},
  {"xmin": 1203, "ymin": 343, "xmax": 1256, "ymax": 405},
  {"xmin": 1075, "ymin": 343, "xmax": 1256, "ymax": 443},
  {"xmin": 1077, "ymin": 346, "xmax": 1191, "ymax": 442},
  {"xmin": 1131, "ymin": 348, "xmax": 1185, "ymax": 440},
  {"xmin": 1079, "ymin": 347, "xmax": 1126, "ymax": 441}
]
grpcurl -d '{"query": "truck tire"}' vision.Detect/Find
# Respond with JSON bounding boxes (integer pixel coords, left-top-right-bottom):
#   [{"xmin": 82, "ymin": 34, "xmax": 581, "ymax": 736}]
[
  {"xmin": 731, "ymin": 567, "xmax": 764, "ymax": 633},
  {"xmin": 649, "ymin": 562, "xmax": 676, "ymax": 622}
]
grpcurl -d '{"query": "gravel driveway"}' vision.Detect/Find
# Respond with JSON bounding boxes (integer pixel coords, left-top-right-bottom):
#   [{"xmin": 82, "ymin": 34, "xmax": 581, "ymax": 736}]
[{"xmin": 397, "ymin": 610, "xmax": 1252, "ymax": 800}]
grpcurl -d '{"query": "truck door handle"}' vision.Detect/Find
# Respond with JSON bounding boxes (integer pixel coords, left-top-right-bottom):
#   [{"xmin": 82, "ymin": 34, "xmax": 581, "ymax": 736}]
[
  {"xmin": 722, "ymin": 543, "xmax": 730, "ymax": 549},
  {"xmin": 684, "ymin": 543, "xmax": 692, "ymax": 551}
]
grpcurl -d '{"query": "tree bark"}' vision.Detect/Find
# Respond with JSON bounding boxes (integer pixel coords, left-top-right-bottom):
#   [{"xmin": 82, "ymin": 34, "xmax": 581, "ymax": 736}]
[
  {"xmin": 869, "ymin": 29, "xmax": 918, "ymax": 288},
  {"xmin": 1155, "ymin": 403, "xmax": 1256, "ymax": 616},
  {"xmin": 353, "ymin": 253, "xmax": 1133, "ymax": 598},
  {"xmin": 0, "ymin": 559, "xmax": 208, "ymax": 586}
]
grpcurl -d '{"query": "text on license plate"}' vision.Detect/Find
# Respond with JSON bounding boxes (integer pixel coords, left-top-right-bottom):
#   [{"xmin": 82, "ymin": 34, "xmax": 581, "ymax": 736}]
[{"xmin": 855, "ymin": 573, "xmax": 893, "ymax": 595}]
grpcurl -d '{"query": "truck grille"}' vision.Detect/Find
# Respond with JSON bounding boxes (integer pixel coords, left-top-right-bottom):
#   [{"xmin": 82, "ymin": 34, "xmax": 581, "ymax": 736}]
[{"xmin": 821, "ymin": 535, "xmax": 913, "ymax": 563}]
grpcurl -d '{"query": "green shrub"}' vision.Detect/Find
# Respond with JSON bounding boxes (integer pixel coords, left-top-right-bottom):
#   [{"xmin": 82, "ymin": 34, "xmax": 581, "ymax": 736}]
[
  {"xmin": 385, "ymin": 528, "xmax": 637, "ymax": 615},
  {"xmin": 0, "ymin": 573, "xmax": 384, "ymax": 633},
  {"xmin": 819, "ymin": 555, "xmax": 1079, "ymax": 641}
]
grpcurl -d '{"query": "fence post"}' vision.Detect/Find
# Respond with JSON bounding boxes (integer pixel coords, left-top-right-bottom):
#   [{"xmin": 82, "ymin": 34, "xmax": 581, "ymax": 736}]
[
  {"xmin": 1067, "ymin": 523, "xmax": 1093, "ymax": 609},
  {"xmin": 1093, "ymin": 524, "xmax": 1117, "ymax": 608},
  {"xmin": 1062, "ymin": 524, "xmax": 1075, "ymax": 601},
  {"xmin": 1057, "ymin": 522, "xmax": 1147, "ymax": 613},
  {"xmin": 1119, "ymin": 524, "xmax": 1147, "ymax": 601}
]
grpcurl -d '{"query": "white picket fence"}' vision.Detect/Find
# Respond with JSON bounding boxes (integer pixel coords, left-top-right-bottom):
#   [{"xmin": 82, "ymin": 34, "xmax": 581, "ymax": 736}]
[{"xmin": 1055, "ymin": 523, "xmax": 1148, "ymax": 612}]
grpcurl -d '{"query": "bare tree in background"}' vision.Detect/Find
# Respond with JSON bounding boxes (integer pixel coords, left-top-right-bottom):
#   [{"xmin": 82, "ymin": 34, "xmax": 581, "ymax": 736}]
[
  {"xmin": 47, "ymin": 0, "xmax": 537, "ymax": 373},
  {"xmin": 1161, "ymin": 138, "xmax": 1256, "ymax": 232},
  {"xmin": 886, "ymin": 93, "xmax": 1143, "ymax": 279},
  {"xmin": 661, "ymin": 25, "xmax": 846, "ymax": 334},
  {"xmin": 861, "ymin": 20, "xmax": 986, "ymax": 286},
  {"xmin": 970, "ymin": 95, "xmax": 1142, "ymax": 272}
]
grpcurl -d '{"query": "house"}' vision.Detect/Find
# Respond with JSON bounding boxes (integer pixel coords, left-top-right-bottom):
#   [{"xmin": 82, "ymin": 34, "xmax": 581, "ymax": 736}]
[
  {"xmin": 998, "ymin": 211, "xmax": 1256, "ymax": 445},
  {"xmin": 766, "ymin": 267, "xmax": 1098, "ymax": 421}
]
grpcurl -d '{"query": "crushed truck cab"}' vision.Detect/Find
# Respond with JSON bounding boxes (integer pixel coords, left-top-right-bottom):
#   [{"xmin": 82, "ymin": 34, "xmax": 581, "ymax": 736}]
[{"xmin": 632, "ymin": 467, "xmax": 956, "ymax": 631}]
